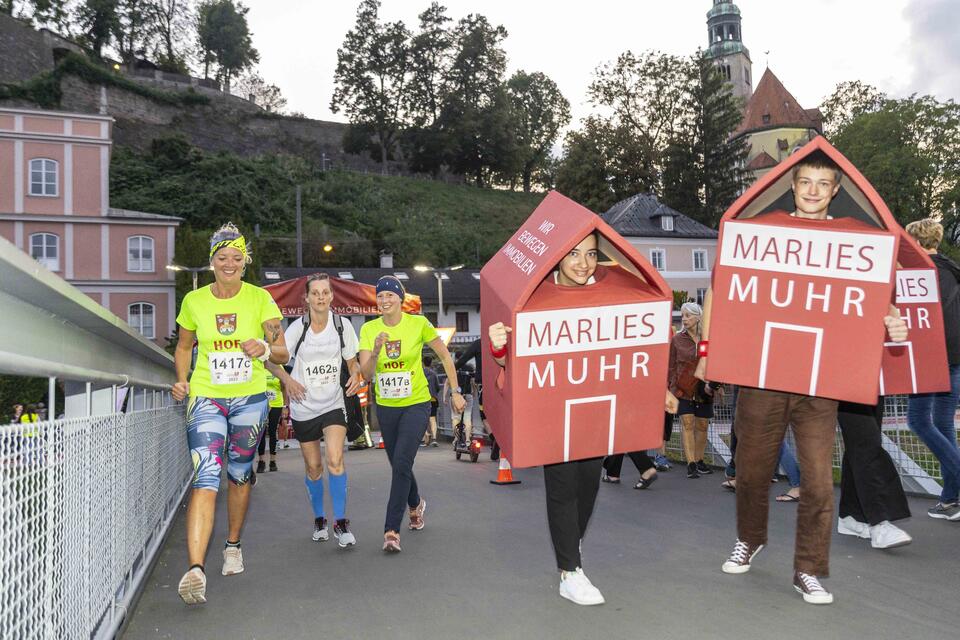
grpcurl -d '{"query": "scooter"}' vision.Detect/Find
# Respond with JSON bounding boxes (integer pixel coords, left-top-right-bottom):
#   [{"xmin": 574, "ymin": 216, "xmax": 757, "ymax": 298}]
[{"xmin": 453, "ymin": 419, "xmax": 484, "ymax": 463}]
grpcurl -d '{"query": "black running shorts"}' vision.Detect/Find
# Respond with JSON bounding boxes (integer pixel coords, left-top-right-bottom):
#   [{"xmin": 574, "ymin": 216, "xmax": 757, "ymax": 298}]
[{"xmin": 292, "ymin": 407, "xmax": 348, "ymax": 443}]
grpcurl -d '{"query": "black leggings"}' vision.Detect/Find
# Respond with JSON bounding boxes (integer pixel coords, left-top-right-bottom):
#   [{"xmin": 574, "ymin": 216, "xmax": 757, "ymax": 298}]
[
  {"xmin": 258, "ymin": 407, "xmax": 281, "ymax": 456},
  {"xmin": 543, "ymin": 457, "xmax": 603, "ymax": 571},
  {"xmin": 602, "ymin": 451, "xmax": 654, "ymax": 477}
]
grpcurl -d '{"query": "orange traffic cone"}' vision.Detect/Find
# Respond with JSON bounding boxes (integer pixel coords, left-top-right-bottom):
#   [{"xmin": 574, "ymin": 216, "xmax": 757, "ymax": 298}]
[
  {"xmin": 377, "ymin": 434, "xmax": 385, "ymax": 449},
  {"xmin": 490, "ymin": 456, "xmax": 521, "ymax": 485}
]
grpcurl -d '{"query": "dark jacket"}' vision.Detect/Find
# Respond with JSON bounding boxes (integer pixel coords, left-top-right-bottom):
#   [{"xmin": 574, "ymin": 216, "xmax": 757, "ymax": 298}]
[{"xmin": 932, "ymin": 253, "xmax": 960, "ymax": 365}]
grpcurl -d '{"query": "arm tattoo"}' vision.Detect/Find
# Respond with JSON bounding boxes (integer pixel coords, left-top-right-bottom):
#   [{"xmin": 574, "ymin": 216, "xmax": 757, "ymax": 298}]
[{"xmin": 265, "ymin": 320, "xmax": 282, "ymax": 344}]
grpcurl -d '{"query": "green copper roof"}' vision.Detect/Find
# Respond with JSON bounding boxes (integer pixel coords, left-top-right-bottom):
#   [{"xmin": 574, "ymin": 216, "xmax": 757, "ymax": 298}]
[
  {"xmin": 707, "ymin": 3, "xmax": 741, "ymax": 20},
  {"xmin": 707, "ymin": 40, "xmax": 750, "ymax": 59}
]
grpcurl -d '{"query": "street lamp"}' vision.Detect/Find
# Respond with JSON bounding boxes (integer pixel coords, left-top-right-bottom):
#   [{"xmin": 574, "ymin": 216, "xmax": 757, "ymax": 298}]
[
  {"xmin": 414, "ymin": 264, "xmax": 463, "ymax": 324},
  {"xmin": 166, "ymin": 263, "xmax": 212, "ymax": 290}
]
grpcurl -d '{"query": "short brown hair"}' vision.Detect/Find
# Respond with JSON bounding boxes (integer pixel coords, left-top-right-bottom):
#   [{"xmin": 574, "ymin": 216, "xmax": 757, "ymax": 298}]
[
  {"xmin": 304, "ymin": 272, "xmax": 330, "ymax": 295},
  {"xmin": 792, "ymin": 150, "xmax": 842, "ymax": 184},
  {"xmin": 905, "ymin": 218, "xmax": 943, "ymax": 250}
]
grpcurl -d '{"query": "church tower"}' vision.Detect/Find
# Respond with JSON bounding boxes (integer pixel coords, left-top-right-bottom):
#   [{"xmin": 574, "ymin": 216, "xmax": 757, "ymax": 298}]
[{"xmin": 705, "ymin": 1, "xmax": 753, "ymax": 103}]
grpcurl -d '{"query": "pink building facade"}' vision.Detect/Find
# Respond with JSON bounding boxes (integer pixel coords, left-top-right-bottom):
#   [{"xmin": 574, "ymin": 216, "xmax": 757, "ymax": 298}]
[{"xmin": 0, "ymin": 106, "xmax": 180, "ymax": 346}]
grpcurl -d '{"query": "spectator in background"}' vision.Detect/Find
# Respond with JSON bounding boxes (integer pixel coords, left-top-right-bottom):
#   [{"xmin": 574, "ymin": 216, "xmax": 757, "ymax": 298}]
[
  {"xmin": 774, "ymin": 436, "xmax": 801, "ymax": 503},
  {"xmin": 422, "ymin": 356, "xmax": 440, "ymax": 447},
  {"xmin": 20, "ymin": 404, "xmax": 39, "ymax": 423},
  {"xmin": 9, "ymin": 403, "xmax": 24, "ymax": 425},
  {"xmin": 36, "ymin": 402, "xmax": 47, "ymax": 421},
  {"xmin": 444, "ymin": 362, "xmax": 475, "ymax": 446},
  {"xmin": 904, "ymin": 218, "xmax": 960, "ymax": 522}
]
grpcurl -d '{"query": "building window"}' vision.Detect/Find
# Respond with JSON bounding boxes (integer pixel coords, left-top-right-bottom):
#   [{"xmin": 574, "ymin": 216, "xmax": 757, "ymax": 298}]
[
  {"xmin": 127, "ymin": 235, "xmax": 155, "ymax": 272},
  {"xmin": 650, "ymin": 249, "xmax": 665, "ymax": 271},
  {"xmin": 455, "ymin": 312, "xmax": 470, "ymax": 333},
  {"xmin": 693, "ymin": 249, "xmax": 708, "ymax": 271},
  {"xmin": 29, "ymin": 232, "xmax": 59, "ymax": 271},
  {"xmin": 660, "ymin": 216, "xmax": 674, "ymax": 231},
  {"xmin": 128, "ymin": 303, "xmax": 155, "ymax": 339},
  {"xmin": 696, "ymin": 288, "xmax": 707, "ymax": 306},
  {"xmin": 29, "ymin": 158, "xmax": 58, "ymax": 197}
]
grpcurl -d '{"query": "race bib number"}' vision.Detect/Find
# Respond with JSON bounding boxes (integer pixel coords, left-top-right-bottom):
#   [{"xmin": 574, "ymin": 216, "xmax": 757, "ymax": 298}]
[
  {"xmin": 377, "ymin": 371, "xmax": 412, "ymax": 399},
  {"xmin": 303, "ymin": 360, "xmax": 340, "ymax": 388},
  {"xmin": 266, "ymin": 389, "xmax": 278, "ymax": 402},
  {"xmin": 208, "ymin": 352, "xmax": 252, "ymax": 386}
]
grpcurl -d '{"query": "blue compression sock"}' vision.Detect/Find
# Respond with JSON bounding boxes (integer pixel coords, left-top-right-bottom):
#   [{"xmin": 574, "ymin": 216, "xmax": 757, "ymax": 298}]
[
  {"xmin": 329, "ymin": 472, "xmax": 347, "ymax": 520},
  {"xmin": 305, "ymin": 476, "xmax": 325, "ymax": 519}
]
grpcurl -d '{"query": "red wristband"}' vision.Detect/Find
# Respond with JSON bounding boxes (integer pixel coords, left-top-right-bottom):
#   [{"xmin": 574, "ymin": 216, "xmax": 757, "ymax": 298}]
[
  {"xmin": 490, "ymin": 342, "xmax": 508, "ymax": 358},
  {"xmin": 697, "ymin": 340, "xmax": 709, "ymax": 357}
]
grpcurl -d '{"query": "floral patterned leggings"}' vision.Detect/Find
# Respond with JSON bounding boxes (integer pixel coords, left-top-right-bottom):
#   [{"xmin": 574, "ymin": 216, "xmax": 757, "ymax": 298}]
[{"xmin": 186, "ymin": 394, "xmax": 268, "ymax": 491}]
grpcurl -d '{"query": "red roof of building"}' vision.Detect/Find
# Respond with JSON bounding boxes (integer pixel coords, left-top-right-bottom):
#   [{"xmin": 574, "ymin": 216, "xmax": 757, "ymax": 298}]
[
  {"xmin": 734, "ymin": 68, "xmax": 821, "ymax": 137},
  {"xmin": 745, "ymin": 151, "xmax": 777, "ymax": 171}
]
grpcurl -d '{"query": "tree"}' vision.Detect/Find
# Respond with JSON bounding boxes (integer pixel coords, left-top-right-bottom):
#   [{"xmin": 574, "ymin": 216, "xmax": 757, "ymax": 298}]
[
  {"xmin": 196, "ymin": 0, "xmax": 258, "ymax": 89},
  {"xmin": 554, "ymin": 117, "xmax": 615, "ymax": 212},
  {"xmin": 436, "ymin": 13, "xmax": 517, "ymax": 186},
  {"xmin": 330, "ymin": 0, "xmax": 410, "ymax": 166},
  {"xmin": 148, "ymin": 0, "xmax": 193, "ymax": 73},
  {"xmin": 406, "ymin": 1, "xmax": 451, "ymax": 127},
  {"xmin": 23, "ymin": 1, "xmax": 71, "ymax": 32},
  {"xmin": 506, "ymin": 70, "xmax": 570, "ymax": 192},
  {"xmin": 233, "ymin": 70, "xmax": 287, "ymax": 112},
  {"xmin": 77, "ymin": 0, "xmax": 120, "ymax": 58},
  {"xmin": 820, "ymin": 80, "xmax": 886, "ymax": 138},
  {"xmin": 113, "ymin": 0, "xmax": 154, "ymax": 63},
  {"xmin": 661, "ymin": 52, "xmax": 747, "ymax": 227}
]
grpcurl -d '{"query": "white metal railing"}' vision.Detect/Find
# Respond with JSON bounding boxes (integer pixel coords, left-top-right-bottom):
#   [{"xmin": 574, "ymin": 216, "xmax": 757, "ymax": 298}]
[{"xmin": 0, "ymin": 399, "xmax": 189, "ymax": 640}]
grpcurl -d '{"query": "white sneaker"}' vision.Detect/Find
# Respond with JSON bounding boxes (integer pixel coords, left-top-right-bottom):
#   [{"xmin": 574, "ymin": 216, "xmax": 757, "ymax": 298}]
[
  {"xmin": 177, "ymin": 567, "xmax": 206, "ymax": 604},
  {"xmin": 221, "ymin": 546, "xmax": 244, "ymax": 576},
  {"xmin": 837, "ymin": 516, "xmax": 870, "ymax": 539},
  {"xmin": 869, "ymin": 521, "xmax": 912, "ymax": 549},
  {"xmin": 313, "ymin": 517, "xmax": 329, "ymax": 542},
  {"xmin": 558, "ymin": 568, "xmax": 605, "ymax": 606}
]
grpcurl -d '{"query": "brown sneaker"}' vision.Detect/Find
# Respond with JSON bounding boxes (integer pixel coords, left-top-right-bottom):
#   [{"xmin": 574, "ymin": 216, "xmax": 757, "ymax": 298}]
[
  {"xmin": 382, "ymin": 531, "xmax": 401, "ymax": 553},
  {"xmin": 793, "ymin": 572, "xmax": 833, "ymax": 604},
  {"xmin": 721, "ymin": 539, "xmax": 764, "ymax": 574},
  {"xmin": 408, "ymin": 499, "xmax": 426, "ymax": 531}
]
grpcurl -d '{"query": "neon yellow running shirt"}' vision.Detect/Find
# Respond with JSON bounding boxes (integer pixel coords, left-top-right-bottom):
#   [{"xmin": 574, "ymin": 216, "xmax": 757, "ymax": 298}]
[
  {"xmin": 359, "ymin": 313, "xmax": 438, "ymax": 407},
  {"xmin": 265, "ymin": 370, "xmax": 285, "ymax": 408},
  {"xmin": 176, "ymin": 282, "xmax": 282, "ymax": 399}
]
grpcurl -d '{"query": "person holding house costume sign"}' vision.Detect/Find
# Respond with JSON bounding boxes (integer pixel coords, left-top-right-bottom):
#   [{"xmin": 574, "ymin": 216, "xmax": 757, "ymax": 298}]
[
  {"xmin": 358, "ymin": 275, "xmax": 465, "ymax": 553},
  {"xmin": 696, "ymin": 146, "xmax": 908, "ymax": 605},
  {"xmin": 481, "ymin": 191, "xmax": 676, "ymax": 605}
]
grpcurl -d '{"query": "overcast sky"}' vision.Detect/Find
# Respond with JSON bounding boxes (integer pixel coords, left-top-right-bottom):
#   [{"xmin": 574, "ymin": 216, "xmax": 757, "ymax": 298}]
[{"xmin": 243, "ymin": 0, "xmax": 960, "ymax": 127}]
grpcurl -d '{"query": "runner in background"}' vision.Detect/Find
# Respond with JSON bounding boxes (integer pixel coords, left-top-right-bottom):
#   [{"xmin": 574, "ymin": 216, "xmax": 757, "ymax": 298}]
[
  {"xmin": 359, "ymin": 275, "xmax": 464, "ymax": 553},
  {"xmin": 256, "ymin": 370, "xmax": 284, "ymax": 473},
  {"xmin": 267, "ymin": 274, "xmax": 363, "ymax": 547},
  {"xmin": 172, "ymin": 222, "xmax": 288, "ymax": 605},
  {"xmin": 279, "ymin": 406, "xmax": 293, "ymax": 448},
  {"xmin": 422, "ymin": 356, "xmax": 441, "ymax": 447}
]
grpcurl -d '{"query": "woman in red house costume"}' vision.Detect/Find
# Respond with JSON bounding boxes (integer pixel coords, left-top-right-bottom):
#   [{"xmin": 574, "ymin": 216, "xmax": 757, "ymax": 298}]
[{"xmin": 488, "ymin": 232, "xmax": 678, "ymax": 606}]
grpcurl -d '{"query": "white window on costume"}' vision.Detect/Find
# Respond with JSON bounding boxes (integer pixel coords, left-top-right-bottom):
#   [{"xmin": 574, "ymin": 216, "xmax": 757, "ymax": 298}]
[
  {"xmin": 30, "ymin": 232, "xmax": 59, "ymax": 271},
  {"xmin": 693, "ymin": 249, "xmax": 708, "ymax": 271},
  {"xmin": 29, "ymin": 158, "xmax": 58, "ymax": 197},
  {"xmin": 127, "ymin": 235, "xmax": 155, "ymax": 272},
  {"xmin": 650, "ymin": 249, "xmax": 665, "ymax": 271},
  {"xmin": 128, "ymin": 303, "xmax": 156, "ymax": 339}
]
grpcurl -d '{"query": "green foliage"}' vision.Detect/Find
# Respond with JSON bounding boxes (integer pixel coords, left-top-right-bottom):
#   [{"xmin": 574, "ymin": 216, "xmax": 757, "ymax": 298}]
[
  {"xmin": 0, "ymin": 51, "xmax": 211, "ymax": 108},
  {"xmin": 506, "ymin": 70, "xmax": 571, "ymax": 193},
  {"xmin": 109, "ymin": 139, "xmax": 544, "ymax": 294},
  {"xmin": 76, "ymin": 0, "xmax": 121, "ymax": 58},
  {"xmin": 196, "ymin": 0, "xmax": 259, "ymax": 85},
  {"xmin": 672, "ymin": 290, "xmax": 689, "ymax": 310},
  {"xmin": 0, "ymin": 375, "xmax": 62, "ymax": 422}
]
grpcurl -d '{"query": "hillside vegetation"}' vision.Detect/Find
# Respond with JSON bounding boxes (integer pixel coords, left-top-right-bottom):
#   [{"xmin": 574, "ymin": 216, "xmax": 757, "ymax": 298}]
[{"xmin": 109, "ymin": 137, "xmax": 546, "ymax": 277}]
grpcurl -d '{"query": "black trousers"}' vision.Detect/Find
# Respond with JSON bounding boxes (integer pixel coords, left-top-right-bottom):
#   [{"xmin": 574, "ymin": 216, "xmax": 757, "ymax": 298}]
[
  {"xmin": 258, "ymin": 407, "xmax": 281, "ymax": 456},
  {"xmin": 543, "ymin": 457, "xmax": 603, "ymax": 571},
  {"xmin": 837, "ymin": 401, "xmax": 910, "ymax": 525},
  {"xmin": 602, "ymin": 451, "xmax": 654, "ymax": 477}
]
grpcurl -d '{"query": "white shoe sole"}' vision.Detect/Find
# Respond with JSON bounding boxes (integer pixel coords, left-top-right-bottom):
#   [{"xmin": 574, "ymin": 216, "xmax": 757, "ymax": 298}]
[
  {"xmin": 313, "ymin": 531, "xmax": 329, "ymax": 542},
  {"xmin": 178, "ymin": 571, "xmax": 206, "ymax": 605},
  {"xmin": 335, "ymin": 533, "xmax": 357, "ymax": 548},
  {"xmin": 837, "ymin": 519, "xmax": 870, "ymax": 539},
  {"xmin": 559, "ymin": 588, "xmax": 605, "ymax": 606},
  {"xmin": 221, "ymin": 564, "xmax": 244, "ymax": 576},
  {"xmin": 794, "ymin": 585, "xmax": 833, "ymax": 604},
  {"xmin": 871, "ymin": 535, "xmax": 912, "ymax": 549},
  {"xmin": 722, "ymin": 544, "xmax": 763, "ymax": 574}
]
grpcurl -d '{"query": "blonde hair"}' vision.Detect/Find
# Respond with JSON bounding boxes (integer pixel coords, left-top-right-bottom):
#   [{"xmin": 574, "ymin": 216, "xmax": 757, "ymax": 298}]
[
  {"xmin": 209, "ymin": 222, "xmax": 253, "ymax": 265},
  {"xmin": 905, "ymin": 218, "xmax": 943, "ymax": 250}
]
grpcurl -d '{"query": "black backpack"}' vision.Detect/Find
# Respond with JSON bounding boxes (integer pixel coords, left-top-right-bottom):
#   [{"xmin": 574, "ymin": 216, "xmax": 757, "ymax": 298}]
[{"xmin": 291, "ymin": 313, "xmax": 364, "ymax": 441}]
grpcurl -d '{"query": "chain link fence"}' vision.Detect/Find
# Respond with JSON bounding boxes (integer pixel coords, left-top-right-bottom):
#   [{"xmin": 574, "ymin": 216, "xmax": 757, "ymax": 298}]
[
  {"xmin": 662, "ymin": 392, "xmax": 949, "ymax": 494},
  {"xmin": 0, "ymin": 401, "xmax": 189, "ymax": 639}
]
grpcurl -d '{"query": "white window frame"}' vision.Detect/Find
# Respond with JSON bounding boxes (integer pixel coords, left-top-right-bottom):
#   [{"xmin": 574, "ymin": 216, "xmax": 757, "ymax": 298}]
[
  {"xmin": 660, "ymin": 216, "xmax": 674, "ymax": 231},
  {"xmin": 649, "ymin": 248, "xmax": 665, "ymax": 271},
  {"xmin": 696, "ymin": 288, "xmax": 707, "ymax": 306},
  {"xmin": 30, "ymin": 232, "xmax": 59, "ymax": 271},
  {"xmin": 127, "ymin": 302, "xmax": 156, "ymax": 339},
  {"xmin": 127, "ymin": 235, "xmax": 155, "ymax": 273},
  {"xmin": 693, "ymin": 249, "xmax": 708, "ymax": 272},
  {"xmin": 29, "ymin": 158, "xmax": 58, "ymax": 197}
]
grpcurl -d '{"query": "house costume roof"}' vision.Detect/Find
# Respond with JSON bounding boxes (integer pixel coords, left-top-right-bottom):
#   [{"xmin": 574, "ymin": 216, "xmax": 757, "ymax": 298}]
[{"xmin": 602, "ymin": 193, "xmax": 718, "ymax": 239}]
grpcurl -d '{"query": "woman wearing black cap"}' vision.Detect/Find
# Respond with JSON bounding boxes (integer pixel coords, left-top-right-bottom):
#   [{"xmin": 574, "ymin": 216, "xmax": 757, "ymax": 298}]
[{"xmin": 358, "ymin": 275, "xmax": 465, "ymax": 552}]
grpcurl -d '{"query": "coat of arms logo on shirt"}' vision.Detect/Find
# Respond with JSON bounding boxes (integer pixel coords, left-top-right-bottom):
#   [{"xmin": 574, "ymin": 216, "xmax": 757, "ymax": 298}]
[
  {"xmin": 386, "ymin": 340, "xmax": 402, "ymax": 359},
  {"xmin": 216, "ymin": 313, "xmax": 237, "ymax": 335}
]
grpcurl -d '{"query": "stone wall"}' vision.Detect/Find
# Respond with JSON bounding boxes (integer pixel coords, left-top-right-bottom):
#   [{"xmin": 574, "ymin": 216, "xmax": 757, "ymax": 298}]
[{"xmin": 0, "ymin": 14, "xmax": 56, "ymax": 83}]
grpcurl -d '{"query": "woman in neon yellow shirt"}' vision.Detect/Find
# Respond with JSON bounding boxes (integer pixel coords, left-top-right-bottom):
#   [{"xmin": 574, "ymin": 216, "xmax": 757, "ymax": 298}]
[
  {"xmin": 358, "ymin": 276, "xmax": 465, "ymax": 552},
  {"xmin": 171, "ymin": 222, "xmax": 289, "ymax": 605}
]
